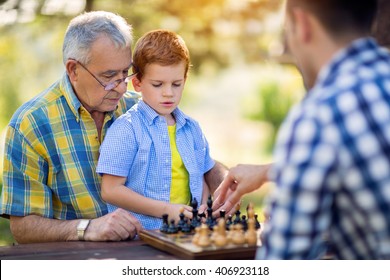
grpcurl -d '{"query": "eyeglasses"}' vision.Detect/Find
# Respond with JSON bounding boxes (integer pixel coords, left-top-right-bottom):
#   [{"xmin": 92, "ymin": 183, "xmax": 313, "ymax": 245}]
[{"xmin": 70, "ymin": 59, "xmax": 136, "ymax": 91}]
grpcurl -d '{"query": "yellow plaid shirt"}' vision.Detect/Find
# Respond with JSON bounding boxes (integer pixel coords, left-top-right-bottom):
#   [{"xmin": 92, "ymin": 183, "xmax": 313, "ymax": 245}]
[{"xmin": 0, "ymin": 73, "xmax": 138, "ymax": 219}]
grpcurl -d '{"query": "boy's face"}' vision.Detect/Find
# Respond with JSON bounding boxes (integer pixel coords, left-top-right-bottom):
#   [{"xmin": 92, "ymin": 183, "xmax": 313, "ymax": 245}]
[{"xmin": 132, "ymin": 62, "xmax": 186, "ymax": 123}]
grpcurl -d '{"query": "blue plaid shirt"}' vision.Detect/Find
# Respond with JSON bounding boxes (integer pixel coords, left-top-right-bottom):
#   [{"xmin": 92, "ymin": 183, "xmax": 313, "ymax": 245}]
[
  {"xmin": 257, "ymin": 38, "xmax": 390, "ymax": 259},
  {"xmin": 96, "ymin": 100, "xmax": 215, "ymax": 230}
]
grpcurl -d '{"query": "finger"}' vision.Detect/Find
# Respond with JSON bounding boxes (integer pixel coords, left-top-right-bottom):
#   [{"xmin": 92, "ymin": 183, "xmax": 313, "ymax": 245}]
[
  {"xmin": 213, "ymin": 200, "xmax": 235, "ymax": 217},
  {"xmin": 198, "ymin": 204, "xmax": 207, "ymax": 214},
  {"xmin": 125, "ymin": 212, "xmax": 142, "ymax": 234},
  {"xmin": 214, "ymin": 173, "xmax": 236, "ymax": 202}
]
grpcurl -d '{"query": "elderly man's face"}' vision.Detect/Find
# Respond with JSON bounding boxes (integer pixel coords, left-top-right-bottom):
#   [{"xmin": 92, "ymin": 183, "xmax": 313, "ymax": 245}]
[{"xmin": 74, "ymin": 36, "xmax": 132, "ymax": 114}]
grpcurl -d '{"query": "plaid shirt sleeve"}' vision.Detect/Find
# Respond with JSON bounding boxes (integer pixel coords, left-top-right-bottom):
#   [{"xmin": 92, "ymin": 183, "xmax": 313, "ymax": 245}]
[
  {"xmin": 258, "ymin": 102, "xmax": 339, "ymax": 259},
  {"xmin": 1, "ymin": 124, "xmax": 53, "ymax": 218}
]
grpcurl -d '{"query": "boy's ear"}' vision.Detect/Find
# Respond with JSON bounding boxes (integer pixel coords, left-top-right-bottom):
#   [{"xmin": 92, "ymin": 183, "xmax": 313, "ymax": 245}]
[{"xmin": 132, "ymin": 76, "xmax": 142, "ymax": 92}]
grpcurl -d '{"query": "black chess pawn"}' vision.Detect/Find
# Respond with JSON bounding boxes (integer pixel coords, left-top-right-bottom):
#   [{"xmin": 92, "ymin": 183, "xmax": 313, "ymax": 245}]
[
  {"xmin": 233, "ymin": 208, "xmax": 241, "ymax": 225},
  {"xmin": 181, "ymin": 218, "xmax": 192, "ymax": 233},
  {"xmin": 160, "ymin": 213, "xmax": 169, "ymax": 233},
  {"xmin": 220, "ymin": 210, "xmax": 226, "ymax": 220},
  {"xmin": 241, "ymin": 215, "xmax": 248, "ymax": 231},
  {"xmin": 226, "ymin": 214, "xmax": 233, "ymax": 230},
  {"xmin": 167, "ymin": 219, "xmax": 179, "ymax": 234},
  {"xmin": 254, "ymin": 213, "xmax": 261, "ymax": 230},
  {"xmin": 198, "ymin": 212, "xmax": 206, "ymax": 219},
  {"xmin": 177, "ymin": 207, "xmax": 186, "ymax": 231}
]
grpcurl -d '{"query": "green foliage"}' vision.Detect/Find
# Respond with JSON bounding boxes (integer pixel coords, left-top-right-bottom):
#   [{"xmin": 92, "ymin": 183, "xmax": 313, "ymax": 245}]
[
  {"xmin": 0, "ymin": 217, "xmax": 14, "ymax": 246},
  {"xmin": 243, "ymin": 65, "xmax": 304, "ymax": 153}
]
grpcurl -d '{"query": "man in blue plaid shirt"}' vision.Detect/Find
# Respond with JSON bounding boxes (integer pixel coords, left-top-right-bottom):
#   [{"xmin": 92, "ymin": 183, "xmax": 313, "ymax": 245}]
[{"xmin": 214, "ymin": 0, "xmax": 390, "ymax": 259}]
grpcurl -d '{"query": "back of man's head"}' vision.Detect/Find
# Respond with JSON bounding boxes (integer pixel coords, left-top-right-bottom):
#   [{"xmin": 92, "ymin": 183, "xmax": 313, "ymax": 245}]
[{"xmin": 287, "ymin": 0, "xmax": 378, "ymax": 38}]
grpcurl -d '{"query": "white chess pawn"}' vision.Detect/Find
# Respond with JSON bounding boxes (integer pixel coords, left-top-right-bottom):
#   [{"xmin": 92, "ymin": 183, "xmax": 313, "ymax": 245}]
[
  {"xmin": 214, "ymin": 219, "xmax": 228, "ymax": 247},
  {"xmin": 232, "ymin": 223, "xmax": 245, "ymax": 245},
  {"xmin": 197, "ymin": 224, "xmax": 211, "ymax": 247}
]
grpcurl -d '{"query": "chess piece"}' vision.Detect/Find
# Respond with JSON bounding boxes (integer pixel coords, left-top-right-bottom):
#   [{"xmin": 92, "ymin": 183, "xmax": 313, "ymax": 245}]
[
  {"xmin": 177, "ymin": 207, "xmax": 186, "ymax": 231},
  {"xmin": 205, "ymin": 195, "xmax": 216, "ymax": 229},
  {"xmin": 245, "ymin": 218, "xmax": 258, "ymax": 245},
  {"xmin": 160, "ymin": 213, "xmax": 169, "ymax": 233},
  {"xmin": 214, "ymin": 218, "xmax": 228, "ymax": 247},
  {"xmin": 233, "ymin": 204, "xmax": 241, "ymax": 225},
  {"xmin": 241, "ymin": 215, "xmax": 248, "ymax": 231},
  {"xmin": 220, "ymin": 210, "xmax": 226, "ymax": 220},
  {"xmin": 167, "ymin": 219, "xmax": 179, "ymax": 234},
  {"xmin": 254, "ymin": 213, "xmax": 261, "ymax": 230},
  {"xmin": 245, "ymin": 204, "xmax": 257, "ymax": 245},
  {"xmin": 226, "ymin": 214, "xmax": 233, "ymax": 230},
  {"xmin": 197, "ymin": 224, "xmax": 211, "ymax": 247},
  {"xmin": 232, "ymin": 224, "xmax": 245, "ymax": 245},
  {"xmin": 181, "ymin": 218, "xmax": 192, "ymax": 233},
  {"xmin": 190, "ymin": 197, "xmax": 201, "ymax": 229},
  {"xmin": 192, "ymin": 227, "xmax": 201, "ymax": 245}
]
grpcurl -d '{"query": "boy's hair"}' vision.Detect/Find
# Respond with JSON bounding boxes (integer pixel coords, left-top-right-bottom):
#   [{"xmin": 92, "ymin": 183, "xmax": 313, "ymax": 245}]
[
  {"xmin": 286, "ymin": 0, "xmax": 377, "ymax": 37},
  {"xmin": 132, "ymin": 29, "xmax": 190, "ymax": 80},
  {"xmin": 63, "ymin": 11, "xmax": 132, "ymax": 65}
]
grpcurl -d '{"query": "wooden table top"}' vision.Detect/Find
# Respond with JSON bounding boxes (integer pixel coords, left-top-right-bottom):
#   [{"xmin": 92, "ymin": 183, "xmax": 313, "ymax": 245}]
[{"xmin": 0, "ymin": 238, "xmax": 178, "ymax": 260}]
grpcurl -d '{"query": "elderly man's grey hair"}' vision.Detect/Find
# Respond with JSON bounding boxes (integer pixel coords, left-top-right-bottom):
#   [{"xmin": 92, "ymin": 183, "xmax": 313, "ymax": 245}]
[{"xmin": 63, "ymin": 11, "xmax": 132, "ymax": 65}]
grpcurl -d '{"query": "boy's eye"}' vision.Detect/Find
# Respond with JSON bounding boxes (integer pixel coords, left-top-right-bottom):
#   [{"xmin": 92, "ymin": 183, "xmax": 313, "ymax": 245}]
[
  {"xmin": 173, "ymin": 83, "xmax": 181, "ymax": 87},
  {"xmin": 152, "ymin": 83, "xmax": 162, "ymax": 87}
]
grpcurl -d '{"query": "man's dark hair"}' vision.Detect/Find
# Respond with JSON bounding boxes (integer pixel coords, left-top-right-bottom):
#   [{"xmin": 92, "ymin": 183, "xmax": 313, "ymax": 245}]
[{"xmin": 287, "ymin": 0, "xmax": 378, "ymax": 36}]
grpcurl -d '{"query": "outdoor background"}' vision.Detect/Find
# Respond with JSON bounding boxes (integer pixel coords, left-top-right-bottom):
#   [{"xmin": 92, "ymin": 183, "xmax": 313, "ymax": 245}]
[{"xmin": 0, "ymin": 0, "xmax": 305, "ymax": 246}]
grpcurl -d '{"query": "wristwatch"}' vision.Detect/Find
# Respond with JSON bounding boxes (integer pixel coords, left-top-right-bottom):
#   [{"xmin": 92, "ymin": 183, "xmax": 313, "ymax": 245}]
[{"xmin": 77, "ymin": 219, "xmax": 90, "ymax": 241}]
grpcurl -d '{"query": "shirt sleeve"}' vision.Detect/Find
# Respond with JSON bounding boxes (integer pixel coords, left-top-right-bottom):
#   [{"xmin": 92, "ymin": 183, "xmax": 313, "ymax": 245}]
[
  {"xmin": 191, "ymin": 120, "xmax": 215, "ymax": 173},
  {"xmin": 96, "ymin": 117, "xmax": 137, "ymax": 177},
  {"xmin": 258, "ymin": 107, "xmax": 338, "ymax": 259},
  {"xmin": 0, "ymin": 125, "xmax": 53, "ymax": 218}
]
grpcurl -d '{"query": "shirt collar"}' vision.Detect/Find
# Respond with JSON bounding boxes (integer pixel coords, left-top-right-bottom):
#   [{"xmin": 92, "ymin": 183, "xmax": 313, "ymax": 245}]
[
  {"xmin": 59, "ymin": 72, "xmax": 128, "ymax": 121},
  {"xmin": 60, "ymin": 72, "xmax": 82, "ymax": 119},
  {"xmin": 138, "ymin": 99, "xmax": 189, "ymax": 128},
  {"xmin": 314, "ymin": 37, "xmax": 379, "ymax": 91}
]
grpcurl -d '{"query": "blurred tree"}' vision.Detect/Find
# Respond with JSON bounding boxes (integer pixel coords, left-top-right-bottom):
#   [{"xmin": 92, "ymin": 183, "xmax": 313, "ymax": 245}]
[{"xmin": 0, "ymin": 0, "xmax": 283, "ymax": 127}]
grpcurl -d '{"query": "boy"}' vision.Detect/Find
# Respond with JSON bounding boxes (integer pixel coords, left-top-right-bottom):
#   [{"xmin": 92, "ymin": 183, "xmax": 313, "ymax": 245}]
[{"xmin": 96, "ymin": 30, "xmax": 213, "ymax": 230}]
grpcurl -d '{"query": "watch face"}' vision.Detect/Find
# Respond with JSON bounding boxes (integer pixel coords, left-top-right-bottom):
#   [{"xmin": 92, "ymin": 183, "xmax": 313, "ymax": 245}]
[{"xmin": 78, "ymin": 220, "xmax": 89, "ymax": 229}]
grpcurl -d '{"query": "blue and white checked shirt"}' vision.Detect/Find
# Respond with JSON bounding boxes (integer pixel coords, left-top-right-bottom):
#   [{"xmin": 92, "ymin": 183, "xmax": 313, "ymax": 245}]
[
  {"xmin": 257, "ymin": 38, "xmax": 390, "ymax": 259},
  {"xmin": 96, "ymin": 100, "xmax": 215, "ymax": 230}
]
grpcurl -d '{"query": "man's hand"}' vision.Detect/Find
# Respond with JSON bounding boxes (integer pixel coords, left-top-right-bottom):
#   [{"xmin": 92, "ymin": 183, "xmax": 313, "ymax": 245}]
[
  {"xmin": 212, "ymin": 163, "xmax": 272, "ymax": 216},
  {"xmin": 85, "ymin": 208, "xmax": 142, "ymax": 241}
]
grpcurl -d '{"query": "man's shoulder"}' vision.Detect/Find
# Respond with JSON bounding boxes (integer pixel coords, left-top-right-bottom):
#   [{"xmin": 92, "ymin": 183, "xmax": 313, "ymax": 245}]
[
  {"xmin": 118, "ymin": 91, "xmax": 141, "ymax": 112},
  {"xmin": 9, "ymin": 81, "xmax": 63, "ymax": 128}
]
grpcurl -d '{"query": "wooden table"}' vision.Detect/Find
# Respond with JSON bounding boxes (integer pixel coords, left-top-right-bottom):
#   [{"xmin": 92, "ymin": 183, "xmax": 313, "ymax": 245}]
[{"xmin": 0, "ymin": 238, "xmax": 178, "ymax": 260}]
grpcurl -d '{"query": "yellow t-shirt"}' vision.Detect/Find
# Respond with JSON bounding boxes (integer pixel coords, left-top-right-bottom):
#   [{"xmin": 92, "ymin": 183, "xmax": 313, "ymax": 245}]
[{"xmin": 168, "ymin": 125, "xmax": 191, "ymax": 205}]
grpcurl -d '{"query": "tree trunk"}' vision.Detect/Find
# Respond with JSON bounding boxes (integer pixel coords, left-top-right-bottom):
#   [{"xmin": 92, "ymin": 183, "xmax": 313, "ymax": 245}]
[{"xmin": 85, "ymin": 0, "xmax": 94, "ymax": 12}]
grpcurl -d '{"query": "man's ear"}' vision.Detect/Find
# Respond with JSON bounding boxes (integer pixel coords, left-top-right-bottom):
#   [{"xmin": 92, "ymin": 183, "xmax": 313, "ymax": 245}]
[
  {"xmin": 132, "ymin": 76, "xmax": 142, "ymax": 92},
  {"xmin": 292, "ymin": 7, "xmax": 312, "ymax": 43},
  {"xmin": 66, "ymin": 60, "xmax": 78, "ymax": 82}
]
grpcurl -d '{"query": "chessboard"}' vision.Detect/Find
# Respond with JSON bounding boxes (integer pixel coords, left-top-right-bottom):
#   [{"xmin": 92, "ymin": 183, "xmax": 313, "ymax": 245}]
[
  {"xmin": 139, "ymin": 196, "xmax": 262, "ymax": 260},
  {"xmin": 139, "ymin": 228, "xmax": 261, "ymax": 260}
]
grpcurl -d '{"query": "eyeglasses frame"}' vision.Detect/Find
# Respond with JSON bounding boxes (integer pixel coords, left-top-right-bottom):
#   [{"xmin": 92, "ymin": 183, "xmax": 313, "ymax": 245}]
[{"xmin": 69, "ymin": 58, "xmax": 136, "ymax": 91}]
